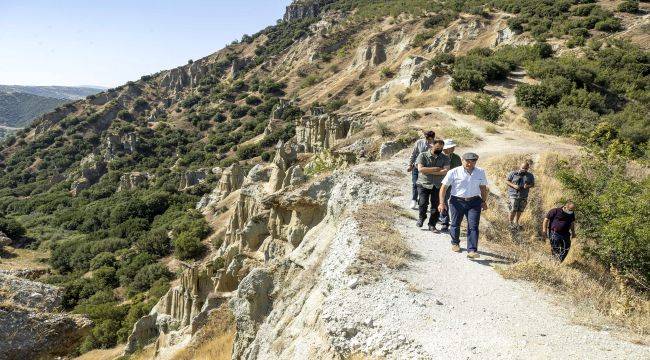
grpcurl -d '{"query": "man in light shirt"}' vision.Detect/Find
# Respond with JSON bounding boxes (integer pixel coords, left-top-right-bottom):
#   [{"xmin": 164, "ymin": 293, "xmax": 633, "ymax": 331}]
[{"xmin": 438, "ymin": 152, "xmax": 488, "ymax": 259}]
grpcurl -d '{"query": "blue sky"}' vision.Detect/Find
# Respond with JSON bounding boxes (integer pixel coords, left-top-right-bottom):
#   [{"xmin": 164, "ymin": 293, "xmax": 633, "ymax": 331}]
[{"xmin": 0, "ymin": 0, "xmax": 292, "ymax": 87}]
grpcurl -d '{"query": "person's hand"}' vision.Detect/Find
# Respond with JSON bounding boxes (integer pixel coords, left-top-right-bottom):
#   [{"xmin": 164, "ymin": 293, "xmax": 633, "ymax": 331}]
[
  {"xmin": 407, "ymin": 165, "xmax": 413, "ymax": 172},
  {"xmin": 481, "ymin": 201, "xmax": 488, "ymax": 210},
  {"xmin": 438, "ymin": 203, "xmax": 446, "ymax": 213}
]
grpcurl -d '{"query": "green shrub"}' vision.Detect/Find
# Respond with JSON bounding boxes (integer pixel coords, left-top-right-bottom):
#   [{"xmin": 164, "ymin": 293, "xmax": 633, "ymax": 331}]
[
  {"xmin": 231, "ymin": 105, "xmax": 251, "ymax": 119},
  {"xmin": 136, "ymin": 228, "xmax": 171, "ymax": 257},
  {"xmin": 380, "ymin": 67, "xmax": 394, "ymax": 79},
  {"xmin": 89, "ymin": 252, "xmax": 116, "ymax": 270},
  {"xmin": 594, "ymin": 18, "xmax": 622, "ymax": 32},
  {"xmin": 300, "ymin": 74, "xmax": 321, "ymax": 88},
  {"xmin": 617, "ymin": 1, "xmax": 639, "ymax": 13},
  {"xmin": 0, "ymin": 217, "xmax": 25, "ymax": 239},
  {"xmin": 472, "ymin": 95, "xmax": 505, "ymax": 122},
  {"xmin": 131, "ymin": 263, "xmax": 172, "ymax": 293},
  {"xmin": 448, "ymin": 96, "xmax": 470, "ymax": 113},
  {"xmin": 451, "ymin": 69, "xmax": 486, "ymax": 91},
  {"xmin": 528, "ymin": 105, "xmax": 599, "ymax": 135},
  {"xmin": 375, "ymin": 121, "xmax": 394, "ymax": 137},
  {"xmin": 236, "ymin": 143, "xmax": 262, "ymax": 160},
  {"xmin": 558, "ymin": 88, "xmax": 606, "ymax": 114},
  {"xmin": 354, "ymin": 85, "xmax": 364, "ymax": 96},
  {"xmin": 557, "ymin": 151, "xmax": 649, "ymax": 285},
  {"xmin": 173, "ymin": 231, "xmax": 205, "ymax": 260}
]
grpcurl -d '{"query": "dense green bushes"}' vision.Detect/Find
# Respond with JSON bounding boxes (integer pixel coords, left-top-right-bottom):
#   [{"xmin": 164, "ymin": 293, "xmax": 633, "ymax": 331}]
[{"xmin": 557, "ymin": 149, "xmax": 649, "ymax": 285}]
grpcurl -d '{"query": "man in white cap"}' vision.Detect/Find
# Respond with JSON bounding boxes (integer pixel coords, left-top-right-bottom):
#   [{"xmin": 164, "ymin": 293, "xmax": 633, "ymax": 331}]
[
  {"xmin": 438, "ymin": 139, "xmax": 462, "ymax": 231},
  {"xmin": 438, "ymin": 152, "xmax": 489, "ymax": 259}
]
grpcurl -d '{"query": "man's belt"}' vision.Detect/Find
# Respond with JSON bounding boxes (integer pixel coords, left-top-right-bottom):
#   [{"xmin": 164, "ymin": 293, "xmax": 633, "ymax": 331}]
[{"xmin": 451, "ymin": 195, "xmax": 481, "ymax": 201}]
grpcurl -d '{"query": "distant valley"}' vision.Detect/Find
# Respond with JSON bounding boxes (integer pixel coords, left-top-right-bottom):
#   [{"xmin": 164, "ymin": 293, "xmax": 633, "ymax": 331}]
[{"xmin": 0, "ymin": 85, "xmax": 104, "ymax": 130}]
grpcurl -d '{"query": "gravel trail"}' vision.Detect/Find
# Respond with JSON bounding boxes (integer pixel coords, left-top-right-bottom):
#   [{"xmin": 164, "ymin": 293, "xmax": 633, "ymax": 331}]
[{"xmin": 331, "ymin": 154, "xmax": 650, "ymax": 360}]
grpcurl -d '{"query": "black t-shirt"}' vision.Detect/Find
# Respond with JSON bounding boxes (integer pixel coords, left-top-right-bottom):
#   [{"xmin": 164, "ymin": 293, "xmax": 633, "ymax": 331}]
[{"xmin": 546, "ymin": 207, "xmax": 575, "ymax": 235}]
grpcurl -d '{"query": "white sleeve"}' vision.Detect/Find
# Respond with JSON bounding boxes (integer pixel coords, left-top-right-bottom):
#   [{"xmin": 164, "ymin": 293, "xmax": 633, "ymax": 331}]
[
  {"xmin": 479, "ymin": 169, "xmax": 488, "ymax": 186},
  {"xmin": 441, "ymin": 168, "xmax": 454, "ymax": 186}
]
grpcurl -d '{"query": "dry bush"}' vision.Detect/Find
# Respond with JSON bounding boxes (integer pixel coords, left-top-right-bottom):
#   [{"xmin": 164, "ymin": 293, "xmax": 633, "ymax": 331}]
[
  {"xmin": 439, "ymin": 125, "xmax": 481, "ymax": 146},
  {"xmin": 171, "ymin": 305, "xmax": 235, "ymax": 360},
  {"xmin": 353, "ymin": 202, "xmax": 411, "ymax": 271},
  {"xmin": 482, "ymin": 153, "xmax": 650, "ymax": 338}
]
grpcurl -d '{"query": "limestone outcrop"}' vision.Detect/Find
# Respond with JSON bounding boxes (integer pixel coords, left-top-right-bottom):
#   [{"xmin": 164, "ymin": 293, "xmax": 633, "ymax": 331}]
[
  {"xmin": 0, "ymin": 274, "xmax": 92, "ymax": 359},
  {"xmin": 353, "ymin": 37, "xmax": 387, "ymax": 68},
  {"xmin": 426, "ymin": 18, "xmax": 485, "ymax": 53},
  {"xmin": 70, "ymin": 153, "xmax": 107, "ymax": 196},
  {"xmin": 179, "ymin": 168, "xmax": 211, "ymax": 190},
  {"xmin": 102, "ymin": 131, "xmax": 139, "ymax": 161},
  {"xmin": 160, "ymin": 59, "xmax": 208, "ymax": 93},
  {"xmin": 379, "ymin": 140, "xmax": 407, "ymax": 160},
  {"xmin": 118, "ymin": 171, "xmax": 153, "ymax": 191},
  {"xmin": 283, "ymin": 0, "xmax": 334, "ymax": 22},
  {"xmin": 371, "ymin": 56, "xmax": 436, "ymax": 102},
  {"xmin": 295, "ymin": 113, "xmax": 353, "ymax": 153}
]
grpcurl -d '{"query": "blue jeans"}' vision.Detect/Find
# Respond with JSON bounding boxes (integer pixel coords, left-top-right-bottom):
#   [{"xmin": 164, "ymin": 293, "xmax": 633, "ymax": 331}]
[
  {"xmin": 438, "ymin": 187, "xmax": 452, "ymax": 225},
  {"xmin": 411, "ymin": 167, "xmax": 419, "ymax": 201},
  {"xmin": 449, "ymin": 196, "xmax": 482, "ymax": 252}
]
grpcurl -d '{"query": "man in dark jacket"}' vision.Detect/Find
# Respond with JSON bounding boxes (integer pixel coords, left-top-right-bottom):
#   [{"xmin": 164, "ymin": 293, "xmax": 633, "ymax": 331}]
[
  {"xmin": 542, "ymin": 202, "xmax": 576, "ymax": 262},
  {"xmin": 407, "ymin": 130, "xmax": 436, "ymax": 209}
]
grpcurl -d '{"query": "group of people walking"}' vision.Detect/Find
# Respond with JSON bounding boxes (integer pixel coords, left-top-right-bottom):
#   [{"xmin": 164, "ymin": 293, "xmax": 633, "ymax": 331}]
[{"xmin": 407, "ymin": 130, "xmax": 576, "ymax": 262}]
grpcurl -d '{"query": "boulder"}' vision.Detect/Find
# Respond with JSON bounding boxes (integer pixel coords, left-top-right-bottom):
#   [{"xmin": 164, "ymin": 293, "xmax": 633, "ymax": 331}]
[
  {"xmin": 70, "ymin": 154, "xmax": 107, "ymax": 196},
  {"xmin": 229, "ymin": 268, "xmax": 274, "ymax": 359},
  {"xmin": 179, "ymin": 168, "xmax": 211, "ymax": 190},
  {"xmin": 0, "ymin": 274, "xmax": 62, "ymax": 312},
  {"xmin": 379, "ymin": 141, "xmax": 407, "ymax": 160}
]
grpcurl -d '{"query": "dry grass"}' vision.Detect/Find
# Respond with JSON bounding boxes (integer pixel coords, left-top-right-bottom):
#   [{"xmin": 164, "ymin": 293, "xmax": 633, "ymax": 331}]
[
  {"xmin": 353, "ymin": 202, "xmax": 412, "ymax": 271},
  {"xmin": 485, "ymin": 124, "xmax": 499, "ymax": 134},
  {"xmin": 481, "ymin": 153, "xmax": 650, "ymax": 339},
  {"xmin": 171, "ymin": 305, "xmax": 235, "ymax": 360},
  {"xmin": 439, "ymin": 125, "xmax": 481, "ymax": 146}
]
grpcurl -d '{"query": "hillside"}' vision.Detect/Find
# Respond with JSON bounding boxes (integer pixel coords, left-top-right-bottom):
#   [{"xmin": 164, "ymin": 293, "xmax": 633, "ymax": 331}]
[
  {"xmin": 0, "ymin": 91, "xmax": 67, "ymax": 128},
  {"xmin": 0, "ymin": 1, "xmax": 648, "ymax": 359},
  {"xmin": 0, "ymin": 85, "xmax": 104, "ymax": 129}
]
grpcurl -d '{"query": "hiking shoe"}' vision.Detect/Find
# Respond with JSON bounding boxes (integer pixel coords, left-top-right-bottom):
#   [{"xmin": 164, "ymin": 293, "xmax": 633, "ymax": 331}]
[
  {"xmin": 467, "ymin": 252, "xmax": 480, "ymax": 259},
  {"xmin": 416, "ymin": 219, "xmax": 423, "ymax": 228},
  {"xmin": 439, "ymin": 225, "xmax": 449, "ymax": 232},
  {"xmin": 410, "ymin": 200, "xmax": 417, "ymax": 210},
  {"xmin": 429, "ymin": 225, "xmax": 439, "ymax": 233},
  {"xmin": 451, "ymin": 244, "xmax": 461, "ymax": 253}
]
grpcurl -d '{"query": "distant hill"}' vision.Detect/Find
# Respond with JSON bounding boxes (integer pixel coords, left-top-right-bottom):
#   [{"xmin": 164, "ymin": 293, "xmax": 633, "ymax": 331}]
[
  {"xmin": 0, "ymin": 85, "xmax": 105, "ymax": 101},
  {"xmin": 0, "ymin": 85, "xmax": 104, "ymax": 128}
]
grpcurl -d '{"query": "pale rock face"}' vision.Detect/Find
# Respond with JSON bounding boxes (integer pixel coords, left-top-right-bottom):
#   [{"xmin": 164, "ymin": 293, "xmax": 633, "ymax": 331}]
[
  {"xmin": 426, "ymin": 18, "xmax": 485, "ymax": 53},
  {"xmin": 0, "ymin": 230, "xmax": 11, "ymax": 248},
  {"xmin": 102, "ymin": 131, "xmax": 139, "ymax": 161},
  {"xmin": 495, "ymin": 27, "xmax": 515, "ymax": 46},
  {"xmin": 118, "ymin": 171, "xmax": 153, "ymax": 191},
  {"xmin": 160, "ymin": 59, "xmax": 208, "ymax": 93},
  {"xmin": 178, "ymin": 168, "xmax": 211, "ymax": 190},
  {"xmin": 295, "ymin": 113, "xmax": 353, "ymax": 153},
  {"xmin": 353, "ymin": 37, "xmax": 387, "ymax": 68},
  {"xmin": 283, "ymin": 0, "xmax": 332, "ymax": 22},
  {"xmin": 70, "ymin": 153, "xmax": 107, "ymax": 196},
  {"xmin": 371, "ymin": 56, "xmax": 434, "ymax": 102},
  {"xmin": 379, "ymin": 140, "xmax": 407, "ymax": 160},
  {"xmin": 0, "ymin": 274, "xmax": 92, "ymax": 359},
  {"xmin": 229, "ymin": 269, "xmax": 274, "ymax": 359},
  {"xmin": 197, "ymin": 163, "xmax": 246, "ymax": 212}
]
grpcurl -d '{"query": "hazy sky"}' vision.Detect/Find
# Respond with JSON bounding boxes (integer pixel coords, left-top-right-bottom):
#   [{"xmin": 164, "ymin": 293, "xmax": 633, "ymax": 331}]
[{"xmin": 0, "ymin": 0, "xmax": 292, "ymax": 87}]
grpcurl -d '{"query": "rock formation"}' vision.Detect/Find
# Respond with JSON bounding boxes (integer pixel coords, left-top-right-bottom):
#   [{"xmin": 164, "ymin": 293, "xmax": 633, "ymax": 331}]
[
  {"xmin": 353, "ymin": 37, "xmax": 387, "ymax": 68},
  {"xmin": 102, "ymin": 131, "xmax": 139, "ymax": 161},
  {"xmin": 0, "ymin": 274, "xmax": 92, "ymax": 359},
  {"xmin": 70, "ymin": 153, "xmax": 107, "ymax": 196},
  {"xmin": 118, "ymin": 171, "xmax": 153, "ymax": 191},
  {"xmin": 371, "ymin": 56, "xmax": 436, "ymax": 102},
  {"xmin": 426, "ymin": 18, "xmax": 485, "ymax": 54},
  {"xmin": 295, "ymin": 113, "xmax": 353, "ymax": 153},
  {"xmin": 160, "ymin": 59, "xmax": 208, "ymax": 93},
  {"xmin": 179, "ymin": 168, "xmax": 211, "ymax": 190},
  {"xmin": 379, "ymin": 140, "xmax": 407, "ymax": 160},
  {"xmin": 283, "ymin": 0, "xmax": 334, "ymax": 22}
]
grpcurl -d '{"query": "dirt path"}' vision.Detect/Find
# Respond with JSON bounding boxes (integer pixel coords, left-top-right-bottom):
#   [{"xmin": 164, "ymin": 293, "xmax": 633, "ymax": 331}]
[
  {"xmin": 332, "ymin": 105, "xmax": 646, "ymax": 358},
  {"xmin": 354, "ymin": 153, "xmax": 649, "ymax": 359}
]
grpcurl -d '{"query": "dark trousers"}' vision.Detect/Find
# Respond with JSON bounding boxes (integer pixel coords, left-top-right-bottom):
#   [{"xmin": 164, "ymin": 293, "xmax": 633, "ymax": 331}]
[
  {"xmin": 550, "ymin": 231, "xmax": 571, "ymax": 262},
  {"xmin": 417, "ymin": 184, "xmax": 440, "ymax": 226},
  {"xmin": 449, "ymin": 196, "xmax": 482, "ymax": 252},
  {"xmin": 438, "ymin": 187, "xmax": 452, "ymax": 225},
  {"xmin": 411, "ymin": 168, "xmax": 419, "ymax": 201}
]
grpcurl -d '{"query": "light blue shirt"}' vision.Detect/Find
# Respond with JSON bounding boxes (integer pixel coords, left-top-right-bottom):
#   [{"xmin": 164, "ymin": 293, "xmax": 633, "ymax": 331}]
[{"xmin": 441, "ymin": 166, "xmax": 488, "ymax": 198}]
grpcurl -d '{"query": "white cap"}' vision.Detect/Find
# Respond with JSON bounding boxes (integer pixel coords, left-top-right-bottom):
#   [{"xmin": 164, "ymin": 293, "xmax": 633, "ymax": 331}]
[{"xmin": 443, "ymin": 139, "xmax": 457, "ymax": 150}]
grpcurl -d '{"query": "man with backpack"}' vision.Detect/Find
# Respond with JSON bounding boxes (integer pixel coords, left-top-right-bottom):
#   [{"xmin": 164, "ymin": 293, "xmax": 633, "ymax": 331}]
[{"xmin": 407, "ymin": 130, "xmax": 436, "ymax": 209}]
